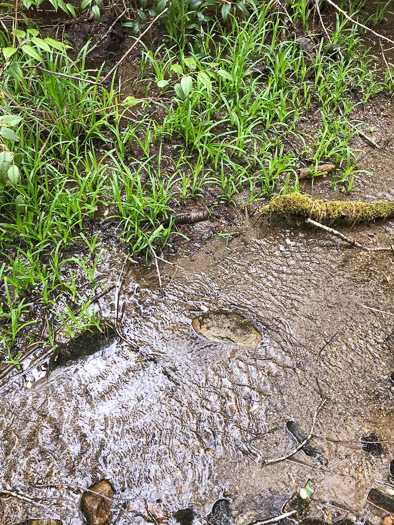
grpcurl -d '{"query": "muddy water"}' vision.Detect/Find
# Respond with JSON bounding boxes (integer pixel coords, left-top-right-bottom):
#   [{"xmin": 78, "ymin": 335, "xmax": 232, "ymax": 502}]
[{"xmin": 1, "ymin": 216, "xmax": 393, "ymax": 525}]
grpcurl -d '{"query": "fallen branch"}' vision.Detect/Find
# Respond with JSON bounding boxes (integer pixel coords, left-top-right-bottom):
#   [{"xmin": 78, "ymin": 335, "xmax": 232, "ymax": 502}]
[
  {"xmin": 161, "ymin": 210, "xmax": 210, "ymax": 227},
  {"xmin": 306, "ymin": 218, "xmax": 393, "ymax": 252},
  {"xmin": 262, "ymin": 399, "xmax": 326, "ymax": 466},
  {"xmin": 260, "ymin": 193, "xmax": 394, "ymax": 226},
  {"xmin": 324, "ymin": 0, "xmax": 394, "ymax": 46},
  {"xmin": 297, "ymin": 163, "xmax": 336, "ymax": 180}
]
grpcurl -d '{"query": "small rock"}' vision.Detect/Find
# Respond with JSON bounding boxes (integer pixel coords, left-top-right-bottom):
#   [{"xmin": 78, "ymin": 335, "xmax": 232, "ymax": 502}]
[
  {"xmin": 334, "ymin": 520, "xmax": 356, "ymax": 525},
  {"xmin": 173, "ymin": 508, "xmax": 194, "ymax": 525},
  {"xmin": 382, "ymin": 516, "xmax": 393, "ymax": 525},
  {"xmin": 283, "ymin": 489, "xmax": 311, "ymax": 521},
  {"xmin": 367, "ymin": 489, "xmax": 394, "ymax": 513},
  {"xmin": 207, "ymin": 499, "xmax": 233, "ymax": 525},
  {"xmin": 81, "ymin": 480, "xmax": 114, "ymax": 525},
  {"xmin": 128, "ymin": 499, "xmax": 168, "ymax": 522},
  {"xmin": 361, "ymin": 433, "xmax": 383, "ymax": 457}
]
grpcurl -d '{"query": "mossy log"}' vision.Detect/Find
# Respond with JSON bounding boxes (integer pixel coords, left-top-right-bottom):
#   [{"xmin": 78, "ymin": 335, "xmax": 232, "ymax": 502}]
[{"xmin": 260, "ymin": 193, "xmax": 394, "ymax": 225}]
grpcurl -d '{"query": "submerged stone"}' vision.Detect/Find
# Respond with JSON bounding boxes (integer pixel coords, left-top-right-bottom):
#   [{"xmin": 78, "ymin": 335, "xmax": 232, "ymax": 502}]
[
  {"xmin": 368, "ymin": 489, "xmax": 394, "ymax": 513},
  {"xmin": 207, "ymin": 500, "xmax": 232, "ymax": 525},
  {"xmin": 192, "ymin": 311, "xmax": 261, "ymax": 348},
  {"xmin": 81, "ymin": 480, "xmax": 114, "ymax": 525},
  {"xmin": 361, "ymin": 433, "xmax": 383, "ymax": 457},
  {"xmin": 50, "ymin": 321, "xmax": 116, "ymax": 369},
  {"xmin": 173, "ymin": 508, "xmax": 195, "ymax": 525}
]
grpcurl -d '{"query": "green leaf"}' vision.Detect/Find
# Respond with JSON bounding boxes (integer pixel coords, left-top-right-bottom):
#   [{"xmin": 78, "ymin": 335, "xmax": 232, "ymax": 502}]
[
  {"xmin": 80, "ymin": 0, "xmax": 91, "ymax": 8},
  {"xmin": 174, "ymin": 83, "xmax": 185, "ymax": 100},
  {"xmin": 0, "ymin": 152, "xmax": 13, "ymax": 175},
  {"xmin": 157, "ymin": 79, "xmax": 169, "ymax": 88},
  {"xmin": 237, "ymin": 1, "xmax": 249, "ymax": 16},
  {"xmin": 137, "ymin": 8, "xmax": 147, "ymax": 20},
  {"xmin": 218, "ymin": 69, "xmax": 233, "ymax": 81},
  {"xmin": 15, "ymin": 195, "xmax": 27, "ymax": 212},
  {"xmin": 300, "ymin": 481, "xmax": 314, "ymax": 500},
  {"xmin": 15, "ymin": 29, "xmax": 26, "ymax": 39},
  {"xmin": 92, "ymin": 4, "xmax": 100, "ymax": 20},
  {"xmin": 44, "ymin": 37, "xmax": 69, "ymax": 51},
  {"xmin": 122, "ymin": 96, "xmax": 139, "ymax": 107},
  {"xmin": 66, "ymin": 3, "xmax": 76, "ymax": 17},
  {"xmin": 0, "ymin": 127, "xmax": 19, "ymax": 142},
  {"xmin": 96, "ymin": 0, "xmax": 103, "ymax": 9},
  {"xmin": 27, "ymin": 28, "xmax": 39, "ymax": 37},
  {"xmin": 6, "ymin": 63, "xmax": 24, "ymax": 82},
  {"xmin": 170, "ymin": 64, "xmax": 183, "ymax": 75},
  {"xmin": 184, "ymin": 57, "xmax": 196, "ymax": 70},
  {"xmin": 31, "ymin": 37, "xmax": 51, "ymax": 52},
  {"xmin": 13, "ymin": 153, "xmax": 23, "ymax": 165},
  {"xmin": 21, "ymin": 44, "xmax": 43, "ymax": 63},
  {"xmin": 0, "ymin": 115, "xmax": 22, "ymax": 127},
  {"xmin": 181, "ymin": 75, "xmax": 193, "ymax": 97},
  {"xmin": 157, "ymin": 0, "xmax": 166, "ymax": 12},
  {"xmin": 148, "ymin": 8, "xmax": 156, "ymax": 16},
  {"xmin": 221, "ymin": 3, "xmax": 231, "ymax": 21},
  {"xmin": 7, "ymin": 165, "xmax": 19, "ymax": 185},
  {"xmin": 197, "ymin": 71, "xmax": 212, "ymax": 91},
  {"xmin": 2, "ymin": 47, "xmax": 17, "ymax": 59}
]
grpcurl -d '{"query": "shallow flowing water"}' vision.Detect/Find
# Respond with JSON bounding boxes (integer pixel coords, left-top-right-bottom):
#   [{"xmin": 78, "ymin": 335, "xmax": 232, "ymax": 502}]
[{"xmin": 1, "ymin": 217, "xmax": 393, "ymax": 525}]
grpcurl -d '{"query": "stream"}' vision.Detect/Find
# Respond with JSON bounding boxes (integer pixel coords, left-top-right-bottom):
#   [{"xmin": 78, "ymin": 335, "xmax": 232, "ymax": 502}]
[{"xmin": 1, "ymin": 217, "xmax": 393, "ymax": 524}]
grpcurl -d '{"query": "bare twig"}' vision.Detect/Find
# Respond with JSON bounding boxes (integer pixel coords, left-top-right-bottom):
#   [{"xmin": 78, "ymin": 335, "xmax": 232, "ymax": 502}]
[
  {"xmin": 151, "ymin": 248, "xmax": 162, "ymax": 288},
  {"xmin": 360, "ymin": 304, "xmax": 394, "ymax": 316},
  {"xmin": 23, "ymin": 65, "xmax": 104, "ymax": 86},
  {"xmin": 380, "ymin": 40, "xmax": 393, "ymax": 84},
  {"xmin": 0, "ymin": 488, "xmax": 48, "ymax": 509},
  {"xmin": 338, "ymin": 107, "xmax": 379, "ymax": 149},
  {"xmin": 246, "ymin": 510, "xmax": 297, "ymax": 525},
  {"xmin": 87, "ymin": 8, "xmax": 128, "ymax": 56},
  {"xmin": 324, "ymin": 0, "xmax": 394, "ymax": 46},
  {"xmin": 115, "ymin": 256, "xmax": 130, "ymax": 328},
  {"xmin": 314, "ymin": 0, "xmax": 330, "ymax": 39},
  {"xmin": 103, "ymin": 8, "xmax": 168, "ymax": 82},
  {"xmin": 306, "ymin": 218, "xmax": 393, "ymax": 252},
  {"xmin": 262, "ymin": 399, "xmax": 326, "ymax": 466}
]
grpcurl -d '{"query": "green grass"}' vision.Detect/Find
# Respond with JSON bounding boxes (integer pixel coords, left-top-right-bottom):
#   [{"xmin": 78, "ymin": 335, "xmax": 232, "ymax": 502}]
[{"xmin": 0, "ymin": 0, "xmax": 391, "ymax": 366}]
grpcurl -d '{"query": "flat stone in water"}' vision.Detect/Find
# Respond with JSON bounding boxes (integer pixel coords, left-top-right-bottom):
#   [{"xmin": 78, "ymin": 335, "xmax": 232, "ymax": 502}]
[
  {"xmin": 207, "ymin": 499, "xmax": 233, "ymax": 525},
  {"xmin": 192, "ymin": 311, "xmax": 261, "ymax": 348}
]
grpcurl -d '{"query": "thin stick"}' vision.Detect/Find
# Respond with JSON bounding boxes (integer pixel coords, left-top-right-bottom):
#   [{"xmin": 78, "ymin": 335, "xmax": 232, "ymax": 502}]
[
  {"xmin": 306, "ymin": 218, "xmax": 393, "ymax": 252},
  {"xmin": 1, "ymin": 488, "xmax": 48, "ymax": 509},
  {"xmin": 151, "ymin": 248, "xmax": 162, "ymax": 288},
  {"xmin": 246, "ymin": 510, "xmax": 297, "ymax": 525},
  {"xmin": 115, "ymin": 256, "xmax": 130, "ymax": 328},
  {"xmin": 314, "ymin": 0, "xmax": 329, "ymax": 40},
  {"xmin": 338, "ymin": 107, "xmax": 379, "ymax": 149},
  {"xmin": 324, "ymin": 0, "xmax": 394, "ymax": 46},
  {"xmin": 380, "ymin": 40, "xmax": 393, "ymax": 84},
  {"xmin": 87, "ymin": 8, "xmax": 128, "ymax": 56},
  {"xmin": 23, "ymin": 65, "xmax": 104, "ymax": 86},
  {"xmin": 262, "ymin": 399, "xmax": 326, "ymax": 466},
  {"xmin": 102, "ymin": 8, "xmax": 168, "ymax": 82},
  {"xmin": 360, "ymin": 304, "xmax": 394, "ymax": 317}
]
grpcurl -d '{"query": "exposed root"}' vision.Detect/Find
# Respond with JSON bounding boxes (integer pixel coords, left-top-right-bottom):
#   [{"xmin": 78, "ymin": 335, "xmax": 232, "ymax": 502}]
[{"xmin": 260, "ymin": 193, "xmax": 394, "ymax": 226}]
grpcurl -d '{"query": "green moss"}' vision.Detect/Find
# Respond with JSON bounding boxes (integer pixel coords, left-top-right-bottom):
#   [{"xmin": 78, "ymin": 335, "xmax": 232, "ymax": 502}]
[{"xmin": 261, "ymin": 193, "xmax": 394, "ymax": 225}]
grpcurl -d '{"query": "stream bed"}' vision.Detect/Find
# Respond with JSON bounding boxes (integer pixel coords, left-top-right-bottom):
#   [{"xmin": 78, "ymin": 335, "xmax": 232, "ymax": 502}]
[{"xmin": 1, "ymin": 216, "xmax": 393, "ymax": 524}]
